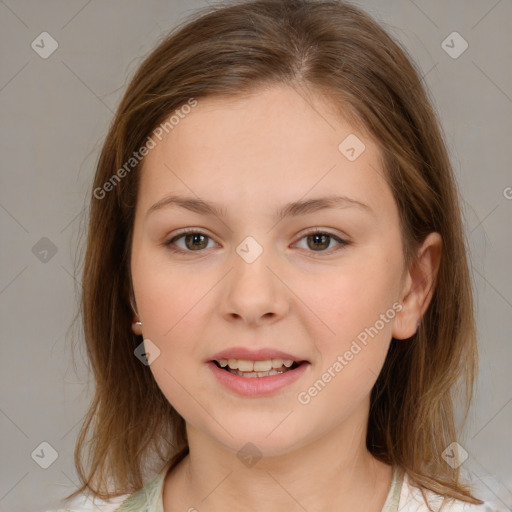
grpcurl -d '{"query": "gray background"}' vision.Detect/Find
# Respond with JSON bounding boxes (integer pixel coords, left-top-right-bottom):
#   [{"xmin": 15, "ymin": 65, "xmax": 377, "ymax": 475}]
[{"xmin": 0, "ymin": 1, "xmax": 511, "ymax": 511}]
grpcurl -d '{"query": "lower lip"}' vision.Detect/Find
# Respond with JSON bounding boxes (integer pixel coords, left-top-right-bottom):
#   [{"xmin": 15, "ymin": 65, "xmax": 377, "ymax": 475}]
[{"xmin": 207, "ymin": 361, "xmax": 310, "ymax": 397}]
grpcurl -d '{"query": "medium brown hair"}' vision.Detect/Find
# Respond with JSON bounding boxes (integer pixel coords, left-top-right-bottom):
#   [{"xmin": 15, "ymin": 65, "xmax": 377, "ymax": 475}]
[{"xmin": 67, "ymin": 0, "xmax": 482, "ymax": 508}]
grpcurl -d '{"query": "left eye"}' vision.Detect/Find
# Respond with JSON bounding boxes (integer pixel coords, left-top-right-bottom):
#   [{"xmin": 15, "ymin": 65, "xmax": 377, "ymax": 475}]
[{"xmin": 294, "ymin": 231, "xmax": 347, "ymax": 252}]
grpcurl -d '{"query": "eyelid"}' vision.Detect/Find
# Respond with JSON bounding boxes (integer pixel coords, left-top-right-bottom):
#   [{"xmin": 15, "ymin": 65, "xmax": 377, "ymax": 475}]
[
  {"xmin": 166, "ymin": 227, "xmax": 213, "ymax": 239},
  {"xmin": 297, "ymin": 227, "xmax": 348, "ymax": 239}
]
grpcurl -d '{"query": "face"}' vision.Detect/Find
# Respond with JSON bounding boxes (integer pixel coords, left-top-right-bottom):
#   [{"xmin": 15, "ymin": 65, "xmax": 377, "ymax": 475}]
[{"xmin": 130, "ymin": 84, "xmax": 409, "ymax": 457}]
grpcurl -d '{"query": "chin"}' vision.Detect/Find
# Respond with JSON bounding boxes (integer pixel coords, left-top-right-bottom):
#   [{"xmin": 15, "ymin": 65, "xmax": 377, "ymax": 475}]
[{"xmin": 209, "ymin": 420, "xmax": 309, "ymax": 458}]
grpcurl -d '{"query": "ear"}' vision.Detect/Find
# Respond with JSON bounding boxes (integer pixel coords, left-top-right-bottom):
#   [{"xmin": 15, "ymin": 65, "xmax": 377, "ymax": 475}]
[{"xmin": 392, "ymin": 232, "xmax": 442, "ymax": 340}]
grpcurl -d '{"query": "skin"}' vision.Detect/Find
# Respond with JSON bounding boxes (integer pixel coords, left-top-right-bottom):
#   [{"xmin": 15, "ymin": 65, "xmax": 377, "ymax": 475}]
[{"xmin": 130, "ymin": 83, "xmax": 441, "ymax": 512}]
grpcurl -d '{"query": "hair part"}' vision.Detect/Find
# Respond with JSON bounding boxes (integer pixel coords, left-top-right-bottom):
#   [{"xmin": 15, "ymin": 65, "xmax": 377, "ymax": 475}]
[{"xmin": 67, "ymin": 1, "xmax": 481, "ymax": 508}]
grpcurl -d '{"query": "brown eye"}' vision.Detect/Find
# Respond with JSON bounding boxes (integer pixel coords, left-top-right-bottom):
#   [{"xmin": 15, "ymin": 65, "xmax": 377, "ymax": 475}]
[
  {"xmin": 307, "ymin": 233, "xmax": 331, "ymax": 251},
  {"xmin": 183, "ymin": 233, "xmax": 209, "ymax": 251},
  {"xmin": 165, "ymin": 230, "xmax": 216, "ymax": 253},
  {"xmin": 294, "ymin": 230, "xmax": 348, "ymax": 253}
]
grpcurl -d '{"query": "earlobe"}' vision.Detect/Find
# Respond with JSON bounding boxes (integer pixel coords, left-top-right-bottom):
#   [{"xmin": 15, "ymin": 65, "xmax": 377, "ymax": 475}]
[
  {"xmin": 392, "ymin": 273, "xmax": 417, "ymax": 340},
  {"xmin": 129, "ymin": 294, "xmax": 143, "ymax": 336},
  {"xmin": 132, "ymin": 319, "xmax": 143, "ymax": 336},
  {"xmin": 392, "ymin": 232, "xmax": 442, "ymax": 340}
]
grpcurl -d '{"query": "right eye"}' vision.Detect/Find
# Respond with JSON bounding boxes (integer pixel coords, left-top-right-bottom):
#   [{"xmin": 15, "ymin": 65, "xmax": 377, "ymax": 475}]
[{"xmin": 164, "ymin": 229, "xmax": 219, "ymax": 254}]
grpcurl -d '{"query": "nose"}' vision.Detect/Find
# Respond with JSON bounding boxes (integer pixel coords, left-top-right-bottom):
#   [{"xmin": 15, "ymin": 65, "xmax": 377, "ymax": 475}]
[{"xmin": 219, "ymin": 245, "xmax": 290, "ymax": 326}]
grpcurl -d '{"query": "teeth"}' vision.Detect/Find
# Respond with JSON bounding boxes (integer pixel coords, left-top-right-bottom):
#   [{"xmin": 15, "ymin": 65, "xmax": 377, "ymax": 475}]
[
  {"xmin": 252, "ymin": 360, "xmax": 272, "ymax": 371},
  {"xmin": 228, "ymin": 368, "xmax": 287, "ymax": 378},
  {"xmin": 219, "ymin": 358, "xmax": 295, "ymax": 371},
  {"xmin": 236, "ymin": 359, "xmax": 254, "ymax": 372}
]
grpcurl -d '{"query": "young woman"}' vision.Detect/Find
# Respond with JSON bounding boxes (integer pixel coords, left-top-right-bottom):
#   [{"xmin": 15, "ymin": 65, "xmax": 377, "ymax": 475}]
[{"xmin": 45, "ymin": 1, "xmax": 498, "ymax": 511}]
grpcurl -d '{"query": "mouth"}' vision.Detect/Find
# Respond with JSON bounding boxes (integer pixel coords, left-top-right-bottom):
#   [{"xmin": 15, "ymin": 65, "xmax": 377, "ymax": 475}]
[
  {"xmin": 212, "ymin": 358, "xmax": 306, "ymax": 378},
  {"xmin": 207, "ymin": 356, "xmax": 311, "ymax": 396}
]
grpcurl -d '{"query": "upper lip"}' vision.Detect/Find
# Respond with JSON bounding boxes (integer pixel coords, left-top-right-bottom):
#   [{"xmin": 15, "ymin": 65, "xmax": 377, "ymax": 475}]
[{"xmin": 210, "ymin": 347, "xmax": 307, "ymax": 362}]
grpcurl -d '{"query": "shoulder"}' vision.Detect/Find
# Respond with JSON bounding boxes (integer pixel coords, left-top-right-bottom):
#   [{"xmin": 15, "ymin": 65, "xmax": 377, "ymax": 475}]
[
  {"xmin": 42, "ymin": 491, "xmax": 131, "ymax": 512},
  {"xmin": 42, "ymin": 463, "xmax": 168, "ymax": 512},
  {"xmin": 398, "ymin": 471, "xmax": 505, "ymax": 512}
]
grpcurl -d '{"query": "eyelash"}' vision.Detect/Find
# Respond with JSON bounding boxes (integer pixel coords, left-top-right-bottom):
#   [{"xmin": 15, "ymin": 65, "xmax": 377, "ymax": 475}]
[{"xmin": 163, "ymin": 228, "xmax": 349, "ymax": 255}]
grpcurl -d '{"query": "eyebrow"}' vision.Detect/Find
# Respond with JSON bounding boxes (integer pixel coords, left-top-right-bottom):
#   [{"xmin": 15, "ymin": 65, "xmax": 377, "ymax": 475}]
[{"xmin": 146, "ymin": 193, "xmax": 373, "ymax": 220}]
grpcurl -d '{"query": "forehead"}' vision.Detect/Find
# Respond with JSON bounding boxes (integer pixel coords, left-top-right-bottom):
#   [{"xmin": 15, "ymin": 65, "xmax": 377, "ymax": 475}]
[
  {"xmin": 137, "ymin": 84, "xmax": 394, "ymax": 221},
  {"xmin": 149, "ymin": 84, "xmax": 366, "ymax": 164}
]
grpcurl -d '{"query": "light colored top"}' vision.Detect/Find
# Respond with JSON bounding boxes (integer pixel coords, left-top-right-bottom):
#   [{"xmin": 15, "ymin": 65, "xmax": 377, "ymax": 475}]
[{"xmin": 43, "ymin": 462, "xmax": 504, "ymax": 512}]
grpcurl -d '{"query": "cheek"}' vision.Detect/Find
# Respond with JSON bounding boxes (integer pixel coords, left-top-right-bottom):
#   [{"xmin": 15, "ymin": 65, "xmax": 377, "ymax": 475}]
[
  {"xmin": 315, "ymin": 260, "xmax": 401, "ymax": 332},
  {"xmin": 133, "ymin": 261, "xmax": 210, "ymax": 417},
  {"xmin": 130, "ymin": 249, "xmax": 209, "ymax": 395},
  {"xmin": 131, "ymin": 243, "xmax": 206, "ymax": 337},
  {"xmin": 302, "ymin": 247, "xmax": 403, "ymax": 369},
  {"xmin": 296, "ymin": 267, "xmax": 401, "ymax": 420}
]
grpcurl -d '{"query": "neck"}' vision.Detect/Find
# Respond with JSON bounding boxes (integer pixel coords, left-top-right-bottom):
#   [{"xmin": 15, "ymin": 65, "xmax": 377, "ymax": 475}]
[{"xmin": 163, "ymin": 407, "xmax": 394, "ymax": 512}]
